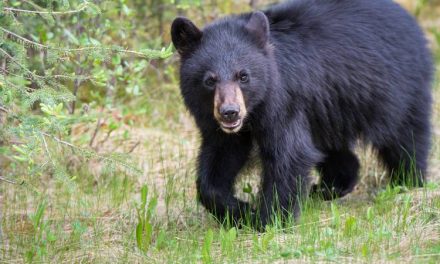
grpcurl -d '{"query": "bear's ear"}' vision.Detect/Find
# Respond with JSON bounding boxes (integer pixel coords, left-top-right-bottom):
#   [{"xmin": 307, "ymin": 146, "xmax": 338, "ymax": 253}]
[
  {"xmin": 171, "ymin": 17, "xmax": 203, "ymax": 55},
  {"xmin": 245, "ymin": 11, "xmax": 270, "ymax": 48}
]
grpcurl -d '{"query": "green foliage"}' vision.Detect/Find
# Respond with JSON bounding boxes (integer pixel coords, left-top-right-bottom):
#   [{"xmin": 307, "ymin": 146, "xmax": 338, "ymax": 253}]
[
  {"xmin": 330, "ymin": 203, "xmax": 341, "ymax": 228},
  {"xmin": 201, "ymin": 229, "xmax": 214, "ymax": 264},
  {"xmin": 415, "ymin": 0, "xmax": 429, "ymax": 17},
  {"xmin": 219, "ymin": 227, "xmax": 237, "ymax": 256},
  {"xmin": 26, "ymin": 200, "xmax": 58, "ymax": 262},
  {"xmin": 0, "ymin": 0, "xmax": 175, "ymax": 192},
  {"xmin": 243, "ymin": 182, "xmax": 256, "ymax": 203},
  {"xmin": 252, "ymin": 226, "xmax": 276, "ymax": 253},
  {"xmin": 135, "ymin": 184, "xmax": 158, "ymax": 253}
]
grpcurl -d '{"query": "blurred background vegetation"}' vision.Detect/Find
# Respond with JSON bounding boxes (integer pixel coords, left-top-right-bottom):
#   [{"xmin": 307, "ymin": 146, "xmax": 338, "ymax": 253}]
[{"xmin": 0, "ymin": 0, "xmax": 439, "ymax": 263}]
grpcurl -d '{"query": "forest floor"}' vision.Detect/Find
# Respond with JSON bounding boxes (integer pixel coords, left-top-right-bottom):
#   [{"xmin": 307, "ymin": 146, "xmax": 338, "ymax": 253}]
[{"xmin": 1, "ymin": 2, "xmax": 440, "ymax": 263}]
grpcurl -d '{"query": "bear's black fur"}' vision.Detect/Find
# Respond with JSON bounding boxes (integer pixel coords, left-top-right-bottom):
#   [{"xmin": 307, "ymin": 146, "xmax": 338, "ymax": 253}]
[{"xmin": 171, "ymin": 0, "xmax": 433, "ymax": 228}]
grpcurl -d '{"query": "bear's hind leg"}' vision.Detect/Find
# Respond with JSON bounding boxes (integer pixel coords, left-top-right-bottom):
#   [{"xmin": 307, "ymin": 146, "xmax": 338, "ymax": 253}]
[
  {"xmin": 311, "ymin": 150, "xmax": 360, "ymax": 200},
  {"xmin": 376, "ymin": 105, "xmax": 430, "ymax": 187},
  {"xmin": 378, "ymin": 138, "xmax": 428, "ymax": 187}
]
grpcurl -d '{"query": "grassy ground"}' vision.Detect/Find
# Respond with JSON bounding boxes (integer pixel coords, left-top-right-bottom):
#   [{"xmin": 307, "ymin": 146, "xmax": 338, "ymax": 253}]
[{"xmin": 1, "ymin": 1, "xmax": 440, "ymax": 263}]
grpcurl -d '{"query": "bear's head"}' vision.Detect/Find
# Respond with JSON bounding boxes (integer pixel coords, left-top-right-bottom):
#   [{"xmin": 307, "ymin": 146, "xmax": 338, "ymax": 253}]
[{"xmin": 171, "ymin": 11, "xmax": 275, "ymax": 134}]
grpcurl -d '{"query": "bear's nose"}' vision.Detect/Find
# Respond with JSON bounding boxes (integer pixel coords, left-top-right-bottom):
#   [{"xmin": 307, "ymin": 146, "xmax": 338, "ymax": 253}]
[{"xmin": 220, "ymin": 105, "xmax": 240, "ymax": 121}]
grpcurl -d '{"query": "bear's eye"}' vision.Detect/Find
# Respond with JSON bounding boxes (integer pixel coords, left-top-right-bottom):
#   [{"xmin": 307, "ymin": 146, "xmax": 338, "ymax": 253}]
[
  {"xmin": 204, "ymin": 77, "xmax": 217, "ymax": 88},
  {"xmin": 239, "ymin": 71, "xmax": 249, "ymax": 83}
]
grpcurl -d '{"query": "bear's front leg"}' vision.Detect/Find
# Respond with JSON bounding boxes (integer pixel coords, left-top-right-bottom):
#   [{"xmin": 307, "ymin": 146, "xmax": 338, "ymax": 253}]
[
  {"xmin": 196, "ymin": 132, "xmax": 253, "ymax": 225},
  {"xmin": 256, "ymin": 121, "xmax": 322, "ymax": 229}
]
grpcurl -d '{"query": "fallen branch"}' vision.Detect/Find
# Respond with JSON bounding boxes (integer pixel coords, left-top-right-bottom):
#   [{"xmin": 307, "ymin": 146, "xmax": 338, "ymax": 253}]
[
  {"xmin": 89, "ymin": 118, "xmax": 102, "ymax": 148},
  {"xmin": 0, "ymin": 105, "xmax": 9, "ymax": 113},
  {"xmin": 127, "ymin": 141, "xmax": 141, "ymax": 154},
  {"xmin": 0, "ymin": 176, "xmax": 23, "ymax": 185}
]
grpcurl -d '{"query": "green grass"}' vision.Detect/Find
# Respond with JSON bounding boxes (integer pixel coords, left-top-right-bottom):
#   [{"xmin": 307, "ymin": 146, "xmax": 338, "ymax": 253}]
[
  {"xmin": 2, "ymin": 2, "xmax": 440, "ymax": 264},
  {"xmin": 2, "ymin": 78, "xmax": 439, "ymax": 264},
  {"xmin": 2, "ymin": 169, "xmax": 439, "ymax": 262}
]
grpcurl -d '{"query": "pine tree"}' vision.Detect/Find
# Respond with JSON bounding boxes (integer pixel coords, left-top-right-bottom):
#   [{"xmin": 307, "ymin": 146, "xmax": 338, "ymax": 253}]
[{"xmin": 0, "ymin": 0, "xmax": 173, "ymax": 188}]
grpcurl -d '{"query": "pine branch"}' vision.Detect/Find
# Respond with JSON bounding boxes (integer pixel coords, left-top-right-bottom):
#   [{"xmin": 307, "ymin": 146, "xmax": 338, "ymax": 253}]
[
  {"xmin": 40, "ymin": 131, "xmax": 143, "ymax": 174},
  {"xmin": 1, "ymin": 26, "xmax": 174, "ymax": 59},
  {"xmin": 1, "ymin": 46, "xmax": 83, "ymax": 101},
  {"xmin": 1, "ymin": 65, "xmax": 93, "ymax": 83},
  {"xmin": 3, "ymin": 2, "xmax": 90, "ymax": 15},
  {"xmin": 49, "ymin": 45, "xmax": 174, "ymax": 59},
  {"xmin": 0, "ymin": 47, "xmax": 43, "ymax": 82},
  {"xmin": 2, "ymin": 77, "xmax": 37, "ymax": 93},
  {"xmin": 49, "ymin": 75, "xmax": 94, "ymax": 82},
  {"xmin": 0, "ymin": 27, "xmax": 48, "ymax": 50}
]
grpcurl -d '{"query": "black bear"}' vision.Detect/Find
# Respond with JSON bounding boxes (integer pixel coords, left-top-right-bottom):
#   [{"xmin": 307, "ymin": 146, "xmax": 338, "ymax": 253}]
[{"xmin": 171, "ymin": 0, "xmax": 433, "ymax": 228}]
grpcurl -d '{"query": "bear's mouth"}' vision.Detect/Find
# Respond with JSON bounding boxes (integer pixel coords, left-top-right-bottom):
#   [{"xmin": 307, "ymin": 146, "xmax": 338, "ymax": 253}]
[{"xmin": 220, "ymin": 119, "xmax": 242, "ymax": 133}]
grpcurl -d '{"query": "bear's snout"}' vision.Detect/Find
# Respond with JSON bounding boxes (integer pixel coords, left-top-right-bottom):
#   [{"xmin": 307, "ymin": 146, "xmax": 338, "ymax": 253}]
[
  {"xmin": 220, "ymin": 104, "xmax": 240, "ymax": 122},
  {"xmin": 213, "ymin": 83, "xmax": 247, "ymax": 133}
]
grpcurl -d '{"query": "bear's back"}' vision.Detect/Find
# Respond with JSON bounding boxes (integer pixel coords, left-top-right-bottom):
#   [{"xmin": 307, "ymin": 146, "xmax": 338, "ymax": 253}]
[
  {"xmin": 265, "ymin": 0, "xmax": 431, "ymax": 87},
  {"xmin": 264, "ymin": 0, "xmax": 433, "ymax": 148}
]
